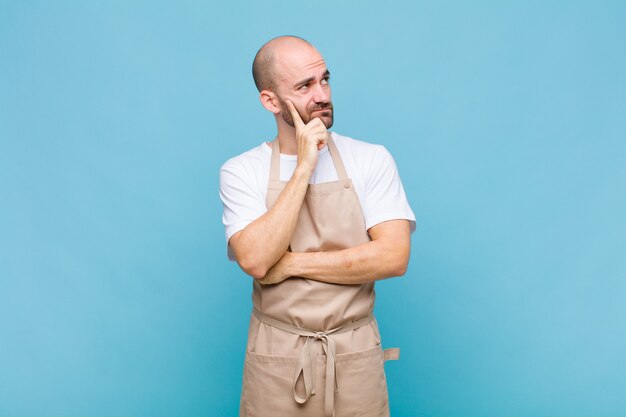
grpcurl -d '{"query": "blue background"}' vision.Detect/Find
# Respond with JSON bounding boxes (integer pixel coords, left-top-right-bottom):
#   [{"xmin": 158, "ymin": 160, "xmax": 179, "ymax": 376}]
[{"xmin": 1, "ymin": 1, "xmax": 625, "ymax": 416}]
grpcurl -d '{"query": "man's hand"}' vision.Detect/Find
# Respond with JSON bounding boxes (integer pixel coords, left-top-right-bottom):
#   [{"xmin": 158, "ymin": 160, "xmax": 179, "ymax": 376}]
[
  {"xmin": 286, "ymin": 100, "xmax": 329, "ymax": 174},
  {"xmin": 257, "ymin": 252, "xmax": 294, "ymax": 286}
]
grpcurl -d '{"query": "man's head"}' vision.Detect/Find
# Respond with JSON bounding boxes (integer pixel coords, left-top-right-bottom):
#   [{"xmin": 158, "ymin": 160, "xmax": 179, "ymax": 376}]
[{"xmin": 252, "ymin": 36, "xmax": 334, "ymax": 129}]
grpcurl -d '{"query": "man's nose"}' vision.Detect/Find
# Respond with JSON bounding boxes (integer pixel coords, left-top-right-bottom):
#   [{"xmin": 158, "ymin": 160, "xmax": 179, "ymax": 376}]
[{"xmin": 312, "ymin": 83, "xmax": 331, "ymax": 103}]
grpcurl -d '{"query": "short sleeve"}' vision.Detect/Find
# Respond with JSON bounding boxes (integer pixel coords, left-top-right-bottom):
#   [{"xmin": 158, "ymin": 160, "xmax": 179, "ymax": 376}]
[
  {"xmin": 363, "ymin": 146, "xmax": 416, "ymax": 232},
  {"xmin": 219, "ymin": 159, "xmax": 267, "ymax": 260}
]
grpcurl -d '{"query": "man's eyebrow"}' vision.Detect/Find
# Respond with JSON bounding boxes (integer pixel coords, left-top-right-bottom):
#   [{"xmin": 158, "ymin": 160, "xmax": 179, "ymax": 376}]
[
  {"xmin": 293, "ymin": 70, "xmax": 331, "ymax": 88},
  {"xmin": 293, "ymin": 76, "xmax": 315, "ymax": 88}
]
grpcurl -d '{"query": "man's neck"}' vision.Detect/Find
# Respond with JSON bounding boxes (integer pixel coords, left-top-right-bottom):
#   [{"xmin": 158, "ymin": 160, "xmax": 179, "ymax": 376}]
[{"xmin": 275, "ymin": 126, "xmax": 297, "ymax": 155}]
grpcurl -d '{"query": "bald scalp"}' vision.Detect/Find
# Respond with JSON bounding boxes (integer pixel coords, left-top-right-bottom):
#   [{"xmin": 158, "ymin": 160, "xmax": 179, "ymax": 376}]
[{"xmin": 252, "ymin": 35, "xmax": 312, "ymax": 92}]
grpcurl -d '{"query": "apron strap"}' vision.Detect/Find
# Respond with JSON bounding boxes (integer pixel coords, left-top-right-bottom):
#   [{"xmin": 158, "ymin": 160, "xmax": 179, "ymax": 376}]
[
  {"xmin": 253, "ymin": 309, "xmax": 373, "ymax": 417},
  {"xmin": 269, "ymin": 134, "xmax": 350, "ymax": 186},
  {"xmin": 384, "ymin": 347, "xmax": 400, "ymax": 361},
  {"xmin": 270, "ymin": 138, "xmax": 281, "ymax": 182},
  {"xmin": 325, "ymin": 135, "xmax": 351, "ymax": 186}
]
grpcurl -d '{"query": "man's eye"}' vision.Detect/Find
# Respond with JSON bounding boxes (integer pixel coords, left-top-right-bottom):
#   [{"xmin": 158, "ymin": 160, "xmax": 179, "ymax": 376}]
[
  {"xmin": 298, "ymin": 85, "xmax": 308, "ymax": 91},
  {"xmin": 322, "ymin": 77, "xmax": 330, "ymax": 85}
]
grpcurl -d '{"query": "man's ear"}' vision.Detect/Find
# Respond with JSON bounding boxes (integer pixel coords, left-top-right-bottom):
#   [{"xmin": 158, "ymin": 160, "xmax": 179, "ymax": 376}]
[{"xmin": 259, "ymin": 90, "xmax": 280, "ymax": 114}]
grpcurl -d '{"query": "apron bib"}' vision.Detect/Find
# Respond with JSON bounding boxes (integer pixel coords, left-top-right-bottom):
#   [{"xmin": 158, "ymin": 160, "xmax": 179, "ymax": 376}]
[{"xmin": 240, "ymin": 137, "xmax": 398, "ymax": 417}]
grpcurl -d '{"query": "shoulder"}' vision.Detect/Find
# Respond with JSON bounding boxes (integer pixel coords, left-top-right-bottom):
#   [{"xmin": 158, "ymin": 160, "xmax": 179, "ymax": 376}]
[
  {"xmin": 331, "ymin": 132, "xmax": 394, "ymax": 167},
  {"xmin": 220, "ymin": 142, "xmax": 270, "ymax": 177},
  {"xmin": 332, "ymin": 131, "xmax": 385, "ymax": 152}
]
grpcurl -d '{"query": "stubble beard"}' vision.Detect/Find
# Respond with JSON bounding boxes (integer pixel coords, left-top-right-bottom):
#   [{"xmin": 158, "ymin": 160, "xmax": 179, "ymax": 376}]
[{"xmin": 278, "ymin": 97, "xmax": 334, "ymax": 129}]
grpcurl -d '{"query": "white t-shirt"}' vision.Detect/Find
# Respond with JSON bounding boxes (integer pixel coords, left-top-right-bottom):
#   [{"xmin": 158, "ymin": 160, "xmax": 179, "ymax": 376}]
[{"xmin": 219, "ymin": 132, "xmax": 416, "ymax": 260}]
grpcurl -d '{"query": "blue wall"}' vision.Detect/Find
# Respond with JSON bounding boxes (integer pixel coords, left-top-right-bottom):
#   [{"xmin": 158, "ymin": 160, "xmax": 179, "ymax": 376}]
[{"xmin": 1, "ymin": 1, "xmax": 625, "ymax": 416}]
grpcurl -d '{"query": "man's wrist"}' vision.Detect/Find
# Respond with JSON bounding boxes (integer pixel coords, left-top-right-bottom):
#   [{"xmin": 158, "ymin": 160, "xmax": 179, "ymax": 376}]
[
  {"xmin": 293, "ymin": 164, "xmax": 314, "ymax": 180},
  {"xmin": 283, "ymin": 251, "xmax": 299, "ymax": 278}
]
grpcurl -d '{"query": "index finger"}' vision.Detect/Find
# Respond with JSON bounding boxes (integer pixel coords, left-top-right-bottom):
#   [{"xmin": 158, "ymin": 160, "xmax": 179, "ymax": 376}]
[{"xmin": 285, "ymin": 100, "xmax": 305, "ymax": 129}]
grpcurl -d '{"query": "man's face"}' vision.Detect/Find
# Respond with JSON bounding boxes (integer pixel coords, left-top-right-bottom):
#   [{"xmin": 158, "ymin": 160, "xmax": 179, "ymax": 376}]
[{"xmin": 273, "ymin": 46, "xmax": 334, "ymax": 128}]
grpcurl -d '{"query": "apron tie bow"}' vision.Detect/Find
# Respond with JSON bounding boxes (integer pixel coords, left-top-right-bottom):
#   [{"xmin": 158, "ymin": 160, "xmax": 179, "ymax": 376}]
[{"xmin": 253, "ymin": 309, "xmax": 373, "ymax": 417}]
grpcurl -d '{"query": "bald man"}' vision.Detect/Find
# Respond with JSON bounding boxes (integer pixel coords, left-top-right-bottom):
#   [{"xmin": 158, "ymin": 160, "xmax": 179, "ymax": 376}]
[{"xmin": 220, "ymin": 36, "xmax": 415, "ymax": 417}]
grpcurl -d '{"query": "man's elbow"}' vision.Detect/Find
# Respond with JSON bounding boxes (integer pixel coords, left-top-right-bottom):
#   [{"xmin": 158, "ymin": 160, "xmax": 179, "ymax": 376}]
[
  {"xmin": 390, "ymin": 259, "xmax": 409, "ymax": 277},
  {"xmin": 389, "ymin": 248, "xmax": 410, "ymax": 277},
  {"xmin": 230, "ymin": 236, "xmax": 269, "ymax": 280},
  {"xmin": 237, "ymin": 258, "xmax": 268, "ymax": 280}
]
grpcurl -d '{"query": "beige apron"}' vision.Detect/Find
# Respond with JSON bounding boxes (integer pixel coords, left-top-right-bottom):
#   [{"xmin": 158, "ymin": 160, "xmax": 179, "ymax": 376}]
[{"xmin": 240, "ymin": 137, "xmax": 399, "ymax": 417}]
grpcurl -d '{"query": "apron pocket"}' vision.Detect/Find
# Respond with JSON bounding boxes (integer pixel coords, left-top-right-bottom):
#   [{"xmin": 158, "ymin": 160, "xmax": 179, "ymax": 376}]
[
  {"xmin": 334, "ymin": 344, "xmax": 391, "ymax": 417},
  {"xmin": 241, "ymin": 351, "xmax": 324, "ymax": 417},
  {"xmin": 241, "ymin": 344, "xmax": 391, "ymax": 417}
]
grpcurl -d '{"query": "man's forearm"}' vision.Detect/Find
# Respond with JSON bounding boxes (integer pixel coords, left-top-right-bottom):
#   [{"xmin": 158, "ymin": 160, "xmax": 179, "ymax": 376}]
[
  {"xmin": 229, "ymin": 166, "xmax": 311, "ymax": 279},
  {"xmin": 291, "ymin": 240, "xmax": 409, "ymax": 284},
  {"xmin": 262, "ymin": 220, "xmax": 411, "ymax": 285}
]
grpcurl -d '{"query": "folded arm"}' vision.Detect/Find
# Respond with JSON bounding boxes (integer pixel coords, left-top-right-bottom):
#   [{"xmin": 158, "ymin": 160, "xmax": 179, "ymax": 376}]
[
  {"xmin": 229, "ymin": 101, "xmax": 330, "ymax": 280},
  {"xmin": 259, "ymin": 219, "xmax": 411, "ymax": 285},
  {"xmin": 228, "ymin": 166, "xmax": 310, "ymax": 279}
]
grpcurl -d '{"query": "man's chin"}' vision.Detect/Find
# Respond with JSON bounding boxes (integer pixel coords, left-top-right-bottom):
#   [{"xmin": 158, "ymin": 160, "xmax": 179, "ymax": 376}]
[{"xmin": 312, "ymin": 111, "xmax": 333, "ymax": 128}]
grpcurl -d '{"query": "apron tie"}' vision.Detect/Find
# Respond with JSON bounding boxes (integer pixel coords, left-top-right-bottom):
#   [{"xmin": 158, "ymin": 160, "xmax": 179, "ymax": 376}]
[{"xmin": 253, "ymin": 309, "xmax": 373, "ymax": 417}]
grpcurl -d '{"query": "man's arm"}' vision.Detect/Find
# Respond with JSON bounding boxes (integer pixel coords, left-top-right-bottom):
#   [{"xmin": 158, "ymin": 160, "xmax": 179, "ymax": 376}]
[
  {"xmin": 259, "ymin": 219, "xmax": 411, "ymax": 285},
  {"xmin": 229, "ymin": 101, "xmax": 329, "ymax": 279},
  {"xmin": 228, "ymin": 166, "xmax": 310, "ymax": 279}
]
